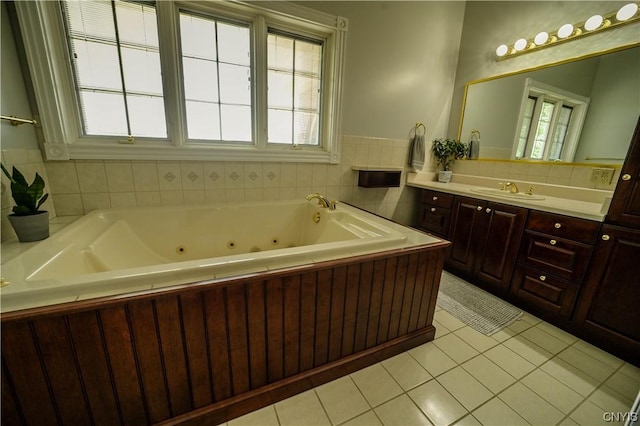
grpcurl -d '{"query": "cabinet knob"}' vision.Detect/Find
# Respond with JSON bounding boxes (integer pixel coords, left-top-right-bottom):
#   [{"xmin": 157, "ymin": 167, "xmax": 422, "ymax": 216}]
[
  {"xmin": 539, "ymin": 275, "xmax": 546, "ymax": 282},
  {"xmin": 550, "ymin": 239, "xmax": 557, "ymax": 245},
  {"xmin": 554, "ymin": 223, "xmax": 562, "ymax": 229},
  {"xmin": 477, "ymin": 206, "xmax": 483, "ymax": 211},
  {"xmin": 431, "ymin": 207, "xmax": 436, "ymax": 212},
  {"xmin": 622, "ymin": 174, "xmax": 631, "ymax": 181},
  {"xmin": 486, "ymin": 208, "xmax": 492, "ymax": 213},
  {"xmin": 433, "ymin": 196, "xmax": 438, "ymax": 201},
  {"xmin": 602, "ymin": 234, "xmax": 610, "ymax": 241}
]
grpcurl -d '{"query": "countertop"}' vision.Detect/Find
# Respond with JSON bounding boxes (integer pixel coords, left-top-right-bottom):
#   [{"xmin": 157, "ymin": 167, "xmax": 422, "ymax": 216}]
[{"xmin": 406, "ymin": 173, "xmax": 609, "ymax": 222}]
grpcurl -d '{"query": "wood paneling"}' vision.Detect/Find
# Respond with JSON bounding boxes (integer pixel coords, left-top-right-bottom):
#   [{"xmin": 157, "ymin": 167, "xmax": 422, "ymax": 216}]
[{"xmin": 1, "ymin": 243, "xmax": 447, "ymax": 425}]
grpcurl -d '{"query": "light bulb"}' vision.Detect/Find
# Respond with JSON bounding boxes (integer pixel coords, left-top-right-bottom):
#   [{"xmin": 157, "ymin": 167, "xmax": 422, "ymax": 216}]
[
  {"xmin": 534, "ymin": 31, "xmax": 549, "ymax": 45},
  {"xmin": 514, "ymin": 38, "xmax": 528, "ymax": 51},
  {"xmin": 584, "ymin": 14, "xmax": 604, "ymax": 31},
  {"xmin": 496, "ymin": 44, "xmax": 509, "ymax": 57},
  {"xmin": 617, "ymin": 3, "xmax": 639, "ymax": 21},
  {"xmin": 557, "ymin": 23, "xmax": 574, "ymax": 38}
]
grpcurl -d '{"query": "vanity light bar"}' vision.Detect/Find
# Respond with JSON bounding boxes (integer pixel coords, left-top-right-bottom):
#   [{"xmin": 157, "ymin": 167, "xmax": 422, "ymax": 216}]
[{"xmin": 496, "ymin": 2, "xmax": 640, "ymax": 60}]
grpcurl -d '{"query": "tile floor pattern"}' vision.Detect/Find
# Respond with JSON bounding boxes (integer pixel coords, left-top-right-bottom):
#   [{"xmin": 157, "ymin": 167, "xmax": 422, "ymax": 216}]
[{"xmin": 220, "ymin": 303, "xmax": 639, "ymax": 426}]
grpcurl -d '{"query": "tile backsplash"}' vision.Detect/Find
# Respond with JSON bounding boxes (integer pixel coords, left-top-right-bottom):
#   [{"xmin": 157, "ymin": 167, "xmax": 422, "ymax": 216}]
[
  {"xmin": 1, "ymin": 135, "xmax": 420, "ymax": 242},
  {"xmin": 452, "ymin": 159, "xmax": 620, "ymax": 191}
]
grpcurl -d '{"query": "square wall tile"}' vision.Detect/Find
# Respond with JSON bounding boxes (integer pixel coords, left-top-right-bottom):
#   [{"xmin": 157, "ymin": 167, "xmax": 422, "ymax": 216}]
[
  {"xmin": 76, "ymin": 162, "xmax": 108, "ymax": 193},
  {"xmin": 45, "ymin": 162, "xmax": 80, "ymax": 194},
  {"xmin": 181, "ymin": 162, "xmax": 204, "ymax": 190},
  {"xmin": 157, "ymin": 162, "xmax": 182, "ymax": 190},
  {"xmin": 105, "ymin": 162, "xmax": 134, "ymax": 192},
  {"xmin": 132, "ymin": 162, "xmax": 160, "ymax": 191},
  {"xmin": 81, "ymin": 193, "xmax": 110, "ymax": 212},
  {"xmin": 52, "ymin": 194, "xmax": 84, "ymax": 215},
  {"xmin": 109, "ymin": 192, "xmax": 137, "ymax": 209},
  {"xmin": 203, "ymin": 162, "xmax": 225, "ymax": 189},
  {"xmin": 244, "ymin": 163, "xmax": 263, "ymax": 188}
]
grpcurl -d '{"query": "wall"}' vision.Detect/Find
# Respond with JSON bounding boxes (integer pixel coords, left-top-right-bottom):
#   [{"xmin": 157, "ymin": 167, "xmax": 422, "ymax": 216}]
[
  {"xmin": 1, "ymin": 3, "xmax": 56, "ymax": 242},
  {"xmin": 302, "ymin": 1, "xmax": 466, "ymax": 142}
]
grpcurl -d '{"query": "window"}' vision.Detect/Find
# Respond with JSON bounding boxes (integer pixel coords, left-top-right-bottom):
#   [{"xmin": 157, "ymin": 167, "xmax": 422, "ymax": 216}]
[
  {"xmin": 267, "ymin": 32, "xmax": 322, "ymax": 146},
  {"xmin": 180, "ymin": 12, "xmax": 252, "ymax": 142},
  {"xmin": 62, "ymin": 1, "xmax": 167, "ymax": 138},
  {"xmin": 15, "ymin": 1, "xmax": 347, "ymax": 163},
  {"xmin": 512, "ymin": 79, "xmax": 589, "ymax": 162}
]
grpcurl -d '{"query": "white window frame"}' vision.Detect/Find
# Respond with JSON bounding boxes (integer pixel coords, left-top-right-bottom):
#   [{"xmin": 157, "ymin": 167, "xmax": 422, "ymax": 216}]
[
  {"xmin": 511, "ymin": 78, "xmax": 590, "ymax": 162},
  {"xmin": 14, "ymin": 1, "xmax": 348, "ymax": 163}
]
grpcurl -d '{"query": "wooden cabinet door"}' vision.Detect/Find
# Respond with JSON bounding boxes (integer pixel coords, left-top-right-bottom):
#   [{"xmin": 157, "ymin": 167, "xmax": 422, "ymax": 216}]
[
  {"xmin": 474, "ymin": 202, "xmax": 527, "ymax": 293},
  {"xmin": 573, "ymin": 225, "xmax": 640, "ymax": 364},
  {"xmin": 607, "ymin": 117, "xmax": 640, "ymax": 228},
  {"xmin": 419, "ymin": 205, "xmax": 451, "ymax": 238},
  {"xmin": 447, "ymin": 197, "xmax": 485, "ymax": 278}
]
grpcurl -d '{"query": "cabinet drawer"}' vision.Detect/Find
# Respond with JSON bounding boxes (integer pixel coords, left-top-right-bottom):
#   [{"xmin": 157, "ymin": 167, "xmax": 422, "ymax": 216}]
[
  {"xmin": 519, "ymin": 231, "xmax": 593, "ymax": 282},
  {"xmin": 510, "ymin": 264, "xmax": 580, "ymax": 319},
  {"xmin": 526, "ymin": 210, "xmax": 600, "ymax": 244},
  {"xmin": 421, "ymin": 190, "xmax": 454, "ymax": 208},
  {"xmin": 419, "ymin": 205, "xmax": 451, "ymax": 237}
]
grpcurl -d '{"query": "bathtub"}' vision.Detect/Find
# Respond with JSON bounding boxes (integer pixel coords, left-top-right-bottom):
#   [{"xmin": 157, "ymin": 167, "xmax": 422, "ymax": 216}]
[
  {"xmin": 1, "ymin": 199, "xmax": 449, "ymax": 425},
  {"xmin": 1, "ymin": 200, "xmax": 440, "ymax": 312}
]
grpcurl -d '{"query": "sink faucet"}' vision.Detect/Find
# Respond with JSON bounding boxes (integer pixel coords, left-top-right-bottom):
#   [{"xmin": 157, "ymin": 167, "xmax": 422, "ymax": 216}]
[
  {"xmin": 306, "ymin": 193, "xmax": 336, "ymax": 210},
  {"xmin": 505, "ymin": 182, "xmax": 519, "ymax": 193}
]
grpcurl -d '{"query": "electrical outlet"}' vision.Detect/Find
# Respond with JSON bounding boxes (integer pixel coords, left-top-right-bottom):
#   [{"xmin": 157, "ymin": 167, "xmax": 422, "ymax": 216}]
[{"xmin": 590, "ymin": 168, "xmax": 615, "ymax": 185}]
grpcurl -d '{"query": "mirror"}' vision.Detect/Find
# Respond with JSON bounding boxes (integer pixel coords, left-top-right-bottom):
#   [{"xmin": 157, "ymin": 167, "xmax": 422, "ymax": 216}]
[{"xmin": 458, "ymin": 45, "xmax": 640, "ymax": 164}]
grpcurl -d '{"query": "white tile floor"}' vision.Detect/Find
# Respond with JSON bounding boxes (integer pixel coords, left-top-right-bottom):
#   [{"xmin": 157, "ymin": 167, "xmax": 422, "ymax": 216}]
[{"xmin": 222, "ymin": 280, "xmax": 640, "ymax": 426}]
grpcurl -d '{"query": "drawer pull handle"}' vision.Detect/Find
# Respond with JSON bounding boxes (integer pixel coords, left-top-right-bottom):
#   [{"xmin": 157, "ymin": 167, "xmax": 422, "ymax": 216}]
[
  {"xmin": 486, "ymin": 208, "xmax": 492, "ymax": 213},
  {"xmin": 477, "ymin": 206, "xmax": 483, "ymax": 211},
  {"xmin": 433, "ymin": 196, "xmax": 438, "ymax": 201},
  {"xmin": 539, "ymin": 275, "xmax": 546, "ymax": 282},
  {"xmin": 602, "ymin": 234, "xmax": 610, "ymax": 241},
  {"xmin": 554, "ymin": 223, "xmax": 562, "ymax": 229},
  {"xmin": 550, "ymin": 239, "xmax": 557, "ymax": 245},
  {"xmin": 431, "ymin": 208, "xmax": 437, "ymax": 212},
  {"xmin": 622, "ymin": 174, "xmax": 631, "ymax": 181}
]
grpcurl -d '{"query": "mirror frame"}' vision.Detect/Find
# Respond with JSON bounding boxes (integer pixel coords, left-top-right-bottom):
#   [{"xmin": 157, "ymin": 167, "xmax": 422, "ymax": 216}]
[{"xmin": 456, "ymin": 42, "xmax": 640, "ymax": 166}]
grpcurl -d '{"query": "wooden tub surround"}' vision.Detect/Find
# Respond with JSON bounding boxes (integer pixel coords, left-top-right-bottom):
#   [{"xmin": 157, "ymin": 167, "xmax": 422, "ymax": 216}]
[{"xmin": 1, "ymin": 242, "xmax": 448, "ymax": 425}]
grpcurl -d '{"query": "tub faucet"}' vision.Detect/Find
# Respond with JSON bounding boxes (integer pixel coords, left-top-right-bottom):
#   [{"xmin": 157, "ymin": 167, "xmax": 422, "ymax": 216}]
[
  {"xmin": 505, "ymin": 182, "xmax": 519, "ymax": 193},
  {"xmin": 306, "ymin": 193, "xmax": 336, "ymax": 210}
]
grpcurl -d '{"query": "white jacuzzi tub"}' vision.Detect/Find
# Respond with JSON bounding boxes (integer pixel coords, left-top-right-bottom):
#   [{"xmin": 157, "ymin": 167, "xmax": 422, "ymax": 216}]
[{"xmin": 1, "ymin": 200, "xmax": 441, "ymax": 312}]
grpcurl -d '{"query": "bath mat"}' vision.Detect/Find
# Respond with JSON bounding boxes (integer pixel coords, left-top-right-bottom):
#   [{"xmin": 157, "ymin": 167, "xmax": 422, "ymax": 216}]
[{"xmin": 436, "ymin": 271, "xmax": 523, "ymax": 336}]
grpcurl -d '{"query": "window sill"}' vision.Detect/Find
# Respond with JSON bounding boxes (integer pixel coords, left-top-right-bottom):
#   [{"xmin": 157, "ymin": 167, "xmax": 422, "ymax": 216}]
[{"xmin": 43, "ymin": 142, "xmax": 339, "ymax": 164}]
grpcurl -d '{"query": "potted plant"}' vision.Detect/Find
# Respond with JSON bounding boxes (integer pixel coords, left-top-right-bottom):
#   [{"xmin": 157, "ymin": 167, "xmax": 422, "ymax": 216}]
[
  {"xmin": 1, "ymin": 163, "xmax": 50, "ymax": 241},
  {"xmin": 431, "ymin": 138, "xmax": 467, "ymax": 183}
]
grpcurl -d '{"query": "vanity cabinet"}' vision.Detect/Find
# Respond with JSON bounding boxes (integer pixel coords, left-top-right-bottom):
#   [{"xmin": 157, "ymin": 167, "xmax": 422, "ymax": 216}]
[
  {"xmin": 606, "ymin": 117, "xmax": 640, "ymax": 228},
  {"xmin": 418, "ymin": 189, "xmax": 454, "ymax": 238},
  {"xmin": 510, "ymin": 211, "xmax": 600, "ymax": 324},
  {"xmin": 446, "ymin": 197, "xmax": 527, "ymax": 294},
  {"xmin": 572, "ymin": 117, "xmax": 640, "ymax": 364},
  {"xmin": 572, "ymin": 225, "xmax": 640, "ymax": 364}
]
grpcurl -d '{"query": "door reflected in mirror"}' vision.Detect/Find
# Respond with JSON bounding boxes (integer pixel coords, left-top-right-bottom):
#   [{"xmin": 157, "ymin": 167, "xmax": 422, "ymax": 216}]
[{"xmin": 458, "ymin": 45, "xmax": 640, "ymax": 165}]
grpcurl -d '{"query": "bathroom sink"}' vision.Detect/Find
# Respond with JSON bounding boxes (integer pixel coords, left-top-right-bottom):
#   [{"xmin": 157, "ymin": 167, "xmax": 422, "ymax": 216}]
[{"xmin": 470, "ymin": 187, "xmax": 545, "ymax": 201}]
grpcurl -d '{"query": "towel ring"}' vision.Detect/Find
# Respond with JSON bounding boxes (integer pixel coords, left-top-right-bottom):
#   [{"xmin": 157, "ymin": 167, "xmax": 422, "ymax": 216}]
[{"xmin": 414, "ymin": 122, "xmax": 426, "ymax": 137}]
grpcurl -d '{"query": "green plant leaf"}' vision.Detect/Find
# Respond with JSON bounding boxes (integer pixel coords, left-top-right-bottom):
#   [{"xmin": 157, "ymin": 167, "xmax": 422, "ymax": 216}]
[
  {"xmin": 12, "ymin": 205, "xmax": 32, "ymax": 216},
  {"xmin": 11, "ymin": 166, "xmax": 29, "ymax": 187},
  {"xmin": 36, "ymin": 193, "xmax": 49, "ymax": 211},
  {"xmin": 1, "ymin": 163, "xmax": 15, "ymax": 183}
]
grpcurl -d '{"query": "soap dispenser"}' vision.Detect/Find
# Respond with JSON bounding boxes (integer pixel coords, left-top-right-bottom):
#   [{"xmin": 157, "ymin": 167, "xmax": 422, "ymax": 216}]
[{"xmin": 468, "ymin": 129, "xmax": 480, "ymax": 159}]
